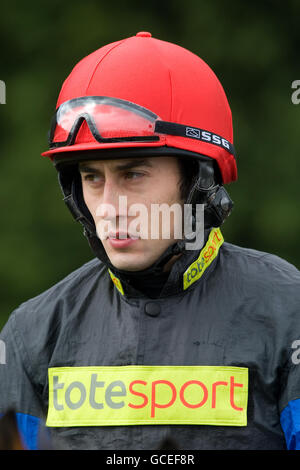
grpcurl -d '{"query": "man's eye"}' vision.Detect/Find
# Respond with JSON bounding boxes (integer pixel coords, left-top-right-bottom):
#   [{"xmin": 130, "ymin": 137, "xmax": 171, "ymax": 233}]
[
  {"xmin": 83, "ymin": 174, "xmax": 101, "ymax": 183},
  {"xmin": 124, "ymin": 171, "xmax": 144, "ymax": 180}
]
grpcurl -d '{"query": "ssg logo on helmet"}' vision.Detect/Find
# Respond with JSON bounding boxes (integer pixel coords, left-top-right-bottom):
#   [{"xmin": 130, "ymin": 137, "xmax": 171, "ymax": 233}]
[
  {"xmin": 185, "ymin": 127, "xmax": 231, "ymax": 152},
  {"xmin": 47, "ymin": 365, "xmax": 248, "ymax": 427}
]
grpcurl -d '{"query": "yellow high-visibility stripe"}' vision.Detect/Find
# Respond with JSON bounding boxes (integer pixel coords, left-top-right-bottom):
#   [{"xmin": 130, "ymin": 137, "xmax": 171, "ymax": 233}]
[
  {"xmin": 108, "ymin": 269, "xmax": 125, "ymax": 295},
  {"xmin": 183, "ymin": 228, "xmax": 224, "ymax": 290}
]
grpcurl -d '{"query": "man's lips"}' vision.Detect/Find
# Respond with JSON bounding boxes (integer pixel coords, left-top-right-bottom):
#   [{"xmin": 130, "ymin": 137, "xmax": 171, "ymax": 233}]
[
  {"xmin": 108, "ymin": 232, "xmax": 139, "ymax": 240},
  {"xmin": 107, "ymin": 232, "xmax": 140, "ymax": 248}
]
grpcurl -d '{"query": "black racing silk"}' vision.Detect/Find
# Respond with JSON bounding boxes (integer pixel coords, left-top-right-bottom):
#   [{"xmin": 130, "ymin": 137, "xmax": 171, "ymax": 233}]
[{"xmin": 0, "ymin": 233, "xmax": 300, "ymax": 450}]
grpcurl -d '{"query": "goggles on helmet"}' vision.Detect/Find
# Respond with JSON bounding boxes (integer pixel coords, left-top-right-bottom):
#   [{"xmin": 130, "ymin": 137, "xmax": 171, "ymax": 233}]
[{"xmin": 49, "ymin": 96, "xmax": 236, "ymax": 158}]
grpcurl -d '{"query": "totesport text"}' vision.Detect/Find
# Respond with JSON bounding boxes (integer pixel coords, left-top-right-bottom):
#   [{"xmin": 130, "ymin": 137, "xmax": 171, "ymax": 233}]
[{"xmin": 47, "ymin": 366, "xmax": 248, "ymax": 427}]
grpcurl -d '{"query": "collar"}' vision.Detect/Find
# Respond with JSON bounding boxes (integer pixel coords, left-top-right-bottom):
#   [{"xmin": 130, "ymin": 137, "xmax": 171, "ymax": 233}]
[{"xmin": 108, "ymin": 227, "xmax": 224, "ymax": 298}]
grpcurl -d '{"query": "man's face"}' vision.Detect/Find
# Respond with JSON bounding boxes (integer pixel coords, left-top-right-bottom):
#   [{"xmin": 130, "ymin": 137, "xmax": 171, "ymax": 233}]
[{"xmin": 79, "ymin": 156, "xmax": 184, "ymax": 271}]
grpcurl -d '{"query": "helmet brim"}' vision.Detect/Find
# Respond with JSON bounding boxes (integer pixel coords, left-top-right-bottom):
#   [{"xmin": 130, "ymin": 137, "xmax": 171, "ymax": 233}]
[{"xmin": 42, "ymin": 139, "xmax": 236, "ymax": 184}]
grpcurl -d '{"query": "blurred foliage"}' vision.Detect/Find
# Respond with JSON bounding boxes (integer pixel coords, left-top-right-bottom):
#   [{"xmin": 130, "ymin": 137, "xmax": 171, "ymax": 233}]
[{"xmin": 0, "ymin": 0, "xmax": 299, "ymax": 328}]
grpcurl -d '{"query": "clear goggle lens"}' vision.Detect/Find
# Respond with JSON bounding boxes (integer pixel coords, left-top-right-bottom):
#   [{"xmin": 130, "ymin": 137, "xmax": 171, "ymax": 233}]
[{"xmin": 50, "ymin": 96, "xmax": 161, "ymax": 147}]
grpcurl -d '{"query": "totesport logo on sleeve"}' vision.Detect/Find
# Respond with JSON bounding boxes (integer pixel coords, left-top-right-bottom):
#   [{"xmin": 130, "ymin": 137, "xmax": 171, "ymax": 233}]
[{"xmin": 46, "ymin": 366, "xmax": 248, "ymax": 427}]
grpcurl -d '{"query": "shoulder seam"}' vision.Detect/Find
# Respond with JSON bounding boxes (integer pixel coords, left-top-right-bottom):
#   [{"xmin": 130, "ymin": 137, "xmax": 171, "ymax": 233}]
[{"xmin": 222, "ymin": 242, "xmax": 299, "ymax": 274}]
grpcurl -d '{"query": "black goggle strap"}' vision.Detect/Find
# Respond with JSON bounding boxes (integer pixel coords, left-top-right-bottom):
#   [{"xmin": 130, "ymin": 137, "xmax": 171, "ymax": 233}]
[{"xmin": 155, "ymin": 121, "xmax": 235, "ymax": 158}]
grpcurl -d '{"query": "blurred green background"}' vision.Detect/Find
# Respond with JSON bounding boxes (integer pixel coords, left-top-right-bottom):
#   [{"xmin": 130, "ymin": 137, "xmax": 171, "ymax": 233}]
[{"xmin": 0, "ymin": 0, "xmax": 299, "ymax": 328}]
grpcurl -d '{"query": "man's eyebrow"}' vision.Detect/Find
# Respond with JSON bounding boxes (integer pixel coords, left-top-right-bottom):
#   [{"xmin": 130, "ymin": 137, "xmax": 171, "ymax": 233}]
[
  {"xmin": 78, "ymin": 165, "xmax": 100, "ymax": 174},
  {"xmin": 78, "ymin": 159, "xmax": 153, "ymax": 173},
  {"xmin": 114, "ymin": 159, "xmax": 153, "ymax": 171}
]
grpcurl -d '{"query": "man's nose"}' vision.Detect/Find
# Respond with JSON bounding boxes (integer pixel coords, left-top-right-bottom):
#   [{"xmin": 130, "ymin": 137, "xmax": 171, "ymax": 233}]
[
  {"xmin": 102, "ymin": 180, "xmax": 118, "ymax": 208},
  {"xmin": 97, "ymin": 180, "xmax": 127, "ymax": 220}
]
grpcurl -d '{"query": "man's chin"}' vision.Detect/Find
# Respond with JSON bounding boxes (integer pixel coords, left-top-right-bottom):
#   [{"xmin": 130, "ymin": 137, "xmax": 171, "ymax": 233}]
[
  {"xmin": 108, "ymin": 258, "xmax": 153, "ymax": 272},
  {"xmin": 105, "ymin": 251, "xmax": 156, "ymax": 272},
  {"xmin": 102, "ymin": 239, "xmax": 175, "ymax": 273}
]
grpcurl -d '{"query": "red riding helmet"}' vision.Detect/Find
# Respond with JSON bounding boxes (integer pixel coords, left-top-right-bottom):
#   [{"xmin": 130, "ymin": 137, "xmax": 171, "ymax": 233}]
[{"xmin": 41, "ymin": 32, "xmax": 237, "ymax": 185}]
